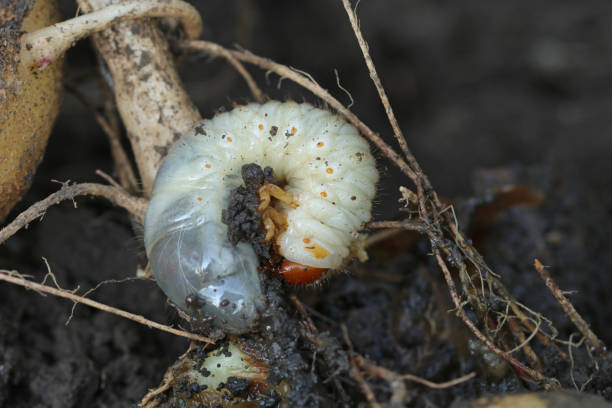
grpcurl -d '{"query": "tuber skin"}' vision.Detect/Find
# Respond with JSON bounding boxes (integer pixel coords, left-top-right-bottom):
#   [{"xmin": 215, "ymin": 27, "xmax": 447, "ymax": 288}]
[
  {"xmin": 20, "ymin": 0, "xmax": 202, "ymax": 69},
  {"xmin": 0, "ymin": 0, "xmax": 63, "ymax": 222}
]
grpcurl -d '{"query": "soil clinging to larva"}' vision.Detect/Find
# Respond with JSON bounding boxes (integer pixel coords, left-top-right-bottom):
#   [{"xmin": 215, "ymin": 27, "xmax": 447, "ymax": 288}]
[
  {"xmin": 222, "ymin": 163, "xmax": 277, "ymax": 261},
  {"xmin": 165, "ymin": 276, "xmax": 348, "ymax": 407}
]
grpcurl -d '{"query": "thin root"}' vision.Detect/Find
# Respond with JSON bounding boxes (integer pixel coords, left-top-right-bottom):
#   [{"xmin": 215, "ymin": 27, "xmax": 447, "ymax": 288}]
[
  {"xmin": 535, "ymin": 259, "xmax": 605, "ymax": 354},
  {"xmin": 139, "ymin": 342, "xmax": 199, "ymax": 407},
  {"xmin": 0, "ymin": 181, "xmax": 147, "ymax": 246},
  {"xmin": 0, "ymin": 270, "xmax": 213, "ymax": 344}
]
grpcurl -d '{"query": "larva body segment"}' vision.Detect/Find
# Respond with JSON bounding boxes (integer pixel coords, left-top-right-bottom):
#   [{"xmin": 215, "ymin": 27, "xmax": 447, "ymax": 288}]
[{"xmin": 144, "ymin": 101, "xmax": 378, "ymax": 333}]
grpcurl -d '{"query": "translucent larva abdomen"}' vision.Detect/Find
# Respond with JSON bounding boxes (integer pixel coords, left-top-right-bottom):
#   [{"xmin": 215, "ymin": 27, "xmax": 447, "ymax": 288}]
[{"xmin": 144, "ymin": 101, "xmax": 378, "ymax": 333}]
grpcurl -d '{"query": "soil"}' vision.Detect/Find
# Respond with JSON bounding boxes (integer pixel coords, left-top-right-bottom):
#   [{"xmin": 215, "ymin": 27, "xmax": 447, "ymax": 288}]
[
  {"xmin": 222, "ymin": 163, "xmax": 277, "ymax": 261},
  {"xmin": 2, "ymin": 0, "xmax": 612, "ymax": 407}
]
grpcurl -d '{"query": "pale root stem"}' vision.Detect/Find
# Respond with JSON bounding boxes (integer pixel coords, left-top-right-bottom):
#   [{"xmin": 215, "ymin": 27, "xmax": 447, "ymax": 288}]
[
  {"xmin": 77, "ymin": 0, "xmax": 203, "ymax": 195},
  {"xmin": 21, "ymin": 0, "xmax": 202, "ymax": 69}
]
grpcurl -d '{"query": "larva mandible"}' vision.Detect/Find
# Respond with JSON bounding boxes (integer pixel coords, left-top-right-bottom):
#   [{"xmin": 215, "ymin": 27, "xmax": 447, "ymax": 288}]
[{"xmin": 144, "ymin": 101, "xmax": 378, "ymax": 333}]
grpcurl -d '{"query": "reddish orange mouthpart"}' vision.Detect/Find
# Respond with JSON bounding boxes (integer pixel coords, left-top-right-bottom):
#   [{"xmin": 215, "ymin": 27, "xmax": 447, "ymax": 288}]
[{"xmin": 278, "ymin": 260, "xmax": 327, "ymax": 285}]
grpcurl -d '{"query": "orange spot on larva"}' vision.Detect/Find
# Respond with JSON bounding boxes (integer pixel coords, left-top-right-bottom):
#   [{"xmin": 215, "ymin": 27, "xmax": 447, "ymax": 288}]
[
  {"xmin": 291, "ymin": 127, "xmax": 297, "ymax": 134},
  {"xmin": 302, "ymin": 238, "xmax": 311, "ymax": 244},
  {"xmin": 326, "ymin": 168, "xmax": 334, "ymax": 174},
  {"xmin": 316, "ymin": 142, "xmax": 324, "ymax": 147},
  {"xmin": 320, "ymin": 192, "xmax": 327, "ymax": 198},
  {"xmin": 197, "ymin": 197, "xmax": 203, "ymax": 201},
  {"xmin": 258, "ymin": 123, "xmax": 264, "ymax": 130},
  {"xmin": 205, "ymin": 163, "xmax": 211, "ymax": 168},
  {"xmin": 277, "ymin": 260, "xmax": 327, "ymax": 285},
  {"xmin": 304, "ymin": 243, "xmax": 330, "ymax": 259},
  {"xmin": 227, "ymin": 137, "xmax": 233, "ymax": 142}
]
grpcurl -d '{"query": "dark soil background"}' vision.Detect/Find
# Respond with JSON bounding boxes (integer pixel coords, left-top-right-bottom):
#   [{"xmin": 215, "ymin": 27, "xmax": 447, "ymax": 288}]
[{"xmin": 1, "ymin": 0, "xmax": 612, "ymax": 407}]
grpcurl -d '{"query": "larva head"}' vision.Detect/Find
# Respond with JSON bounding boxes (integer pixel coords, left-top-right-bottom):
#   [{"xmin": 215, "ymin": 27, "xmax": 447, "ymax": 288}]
[{"xmin": 276, "ymin": 260, "xmax": 328, "ymax": 285}]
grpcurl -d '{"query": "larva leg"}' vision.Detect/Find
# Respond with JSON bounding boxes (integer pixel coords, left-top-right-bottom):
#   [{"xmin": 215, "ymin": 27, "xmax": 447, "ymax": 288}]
[
  {"xmin": 262, "ymin": 215, "xmax": 276, "ymax": 242},
  {"xmin": 258, "ymin": 183, "xmax": 298, "ymax": 212},
  {"xmin": 261, "ymin": 207, "xmax": 287, "ymax": 242},
  {"xmin": 264, "ymin": 207, "xmax": 287, "ymax": 226},
  {"xmin": 258, "ymin": 188, "xmax": 271, "ymax": 212}
]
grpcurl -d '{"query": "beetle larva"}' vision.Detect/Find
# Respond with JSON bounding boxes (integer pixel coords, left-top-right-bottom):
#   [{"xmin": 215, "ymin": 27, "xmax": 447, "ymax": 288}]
[{"xmin": 144, "ymin": 101, "xmax": 378, "ymax": 333}]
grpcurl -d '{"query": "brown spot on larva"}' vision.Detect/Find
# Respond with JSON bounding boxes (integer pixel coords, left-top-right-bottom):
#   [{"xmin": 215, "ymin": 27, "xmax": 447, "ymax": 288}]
[
  {"xmin": 205, "ymin": 164, "xmax": 211, "ymax": 169},
  {"xmin": 258, "ymin": 123, "xmax": 264, "ymax": 130},
  {"xmin": 320, "ymin": 192, "xmax": 327, "ymax": 198},
  {"xmin": 270, "ymin": 126, "xmax": 278, "ymax": 136},
  {"xmin": 326, "ymin": 168, "xmax": 334, "ymax": 174},
  {"xmin": 351, "ymin": 196, "xmax": 356, "ymax": 200},
  {"xmin": 291, "ymin": 127, "xmax": 297, "ymax": 134},
  {"xmin": 355, "ymin": 152, "xmax": 364, "ymax": 162},
  {"xmin": 304, "ymin": 243, "xmax": 330, "ymax": 259},
  {"xmin": 227, "ymin": 137, "xmax": 233, "ymax": 142},
  {"xmin": 197, "ymin": 197, "xmax": 203, "ymax": 201},
  {"xmin": 317, "ymin": 142, "xmax": 324, "ymax": 147},
  {"xmin": 303, "ymin": 238, "xmax": 311, "ymax": 244}
]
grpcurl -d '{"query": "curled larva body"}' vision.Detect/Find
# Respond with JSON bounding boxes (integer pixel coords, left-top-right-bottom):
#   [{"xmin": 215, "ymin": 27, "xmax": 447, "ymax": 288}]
[{"xmin": 144, "ymin": 101, "xmax": 378, "ymax": 333}]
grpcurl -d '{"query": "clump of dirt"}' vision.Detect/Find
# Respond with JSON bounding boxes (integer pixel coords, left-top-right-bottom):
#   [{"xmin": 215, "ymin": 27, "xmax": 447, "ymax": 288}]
[
  {"xmin": 154, "ymin": 276, "xmax": 350, "ymax": 407},
  {"xmin": 222, "ymin": 163, "xmax": 277, "ymax": 260}
]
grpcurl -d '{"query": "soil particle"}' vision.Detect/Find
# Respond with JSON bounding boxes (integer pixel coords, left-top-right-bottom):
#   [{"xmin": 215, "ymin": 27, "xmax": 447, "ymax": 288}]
[{"xmin": 224, "ymin": 376, "xmax": 251, "ymax": 398}]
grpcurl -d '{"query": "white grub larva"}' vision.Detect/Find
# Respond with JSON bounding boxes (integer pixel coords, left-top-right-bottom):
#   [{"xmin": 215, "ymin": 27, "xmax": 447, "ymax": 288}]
[{"xmin": 144, "ymin": 101, "xmax": 378, "ymax": 333}]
